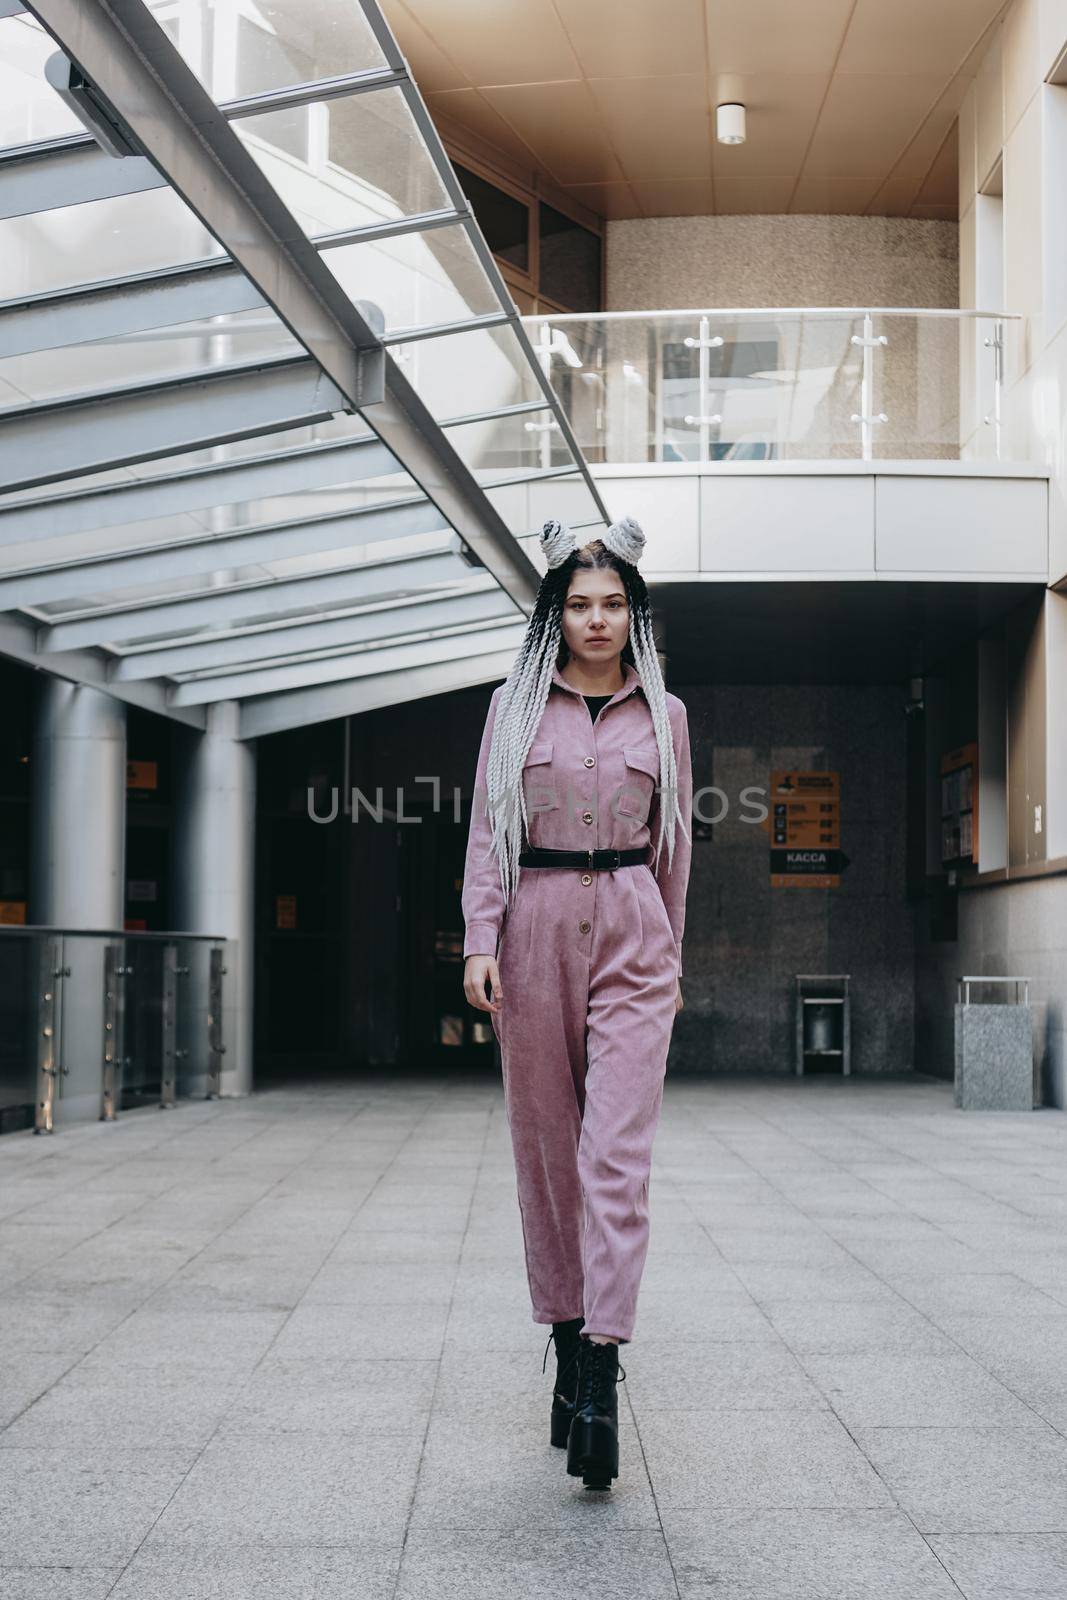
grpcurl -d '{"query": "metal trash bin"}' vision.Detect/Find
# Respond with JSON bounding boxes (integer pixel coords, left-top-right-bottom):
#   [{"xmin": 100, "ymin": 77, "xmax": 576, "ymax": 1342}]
[
  {"xmin": 795, "ymin": 975, "xmax": 851, "ymax": 1076},
  {"xmin": 954, "ymin": 976, "xmax": 1034, "ymax": 1110}
]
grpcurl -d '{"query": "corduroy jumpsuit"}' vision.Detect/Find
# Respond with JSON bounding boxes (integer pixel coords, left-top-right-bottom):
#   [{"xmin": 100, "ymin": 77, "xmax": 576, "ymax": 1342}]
[{"xmin": 461, "ymin": 659, "xmax": 693, "ymax": 1342}]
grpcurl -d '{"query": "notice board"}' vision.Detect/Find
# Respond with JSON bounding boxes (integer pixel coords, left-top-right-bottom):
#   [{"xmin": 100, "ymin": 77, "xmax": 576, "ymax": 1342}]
[{"xmin": 769, "ymin": 770, "xmax": 847, "ymax": 888}]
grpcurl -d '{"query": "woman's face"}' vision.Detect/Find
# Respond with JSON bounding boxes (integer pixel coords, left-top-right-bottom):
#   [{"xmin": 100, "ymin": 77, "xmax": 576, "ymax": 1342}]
[{"xmin": 561, "ymin": 565, "xmax": 630, "ymax": 669}]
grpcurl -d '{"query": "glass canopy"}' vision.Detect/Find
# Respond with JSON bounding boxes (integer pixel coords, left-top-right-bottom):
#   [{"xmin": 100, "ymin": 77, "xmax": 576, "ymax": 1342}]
[{"xmin": 0, "ymin": 0, "xmax": 607, "ymax": 736}]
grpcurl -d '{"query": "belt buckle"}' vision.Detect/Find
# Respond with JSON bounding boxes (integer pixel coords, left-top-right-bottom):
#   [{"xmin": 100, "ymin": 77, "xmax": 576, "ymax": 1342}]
[{"xmin": 586, "ymin": 849, "xmax": 594, "ymax": 871}]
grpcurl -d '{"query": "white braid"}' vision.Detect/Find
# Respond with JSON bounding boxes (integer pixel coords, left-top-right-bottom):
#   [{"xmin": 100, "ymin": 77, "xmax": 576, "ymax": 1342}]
[{"xmin": 481, "ymin": 514, "xmax": 688, "ymax": 912}]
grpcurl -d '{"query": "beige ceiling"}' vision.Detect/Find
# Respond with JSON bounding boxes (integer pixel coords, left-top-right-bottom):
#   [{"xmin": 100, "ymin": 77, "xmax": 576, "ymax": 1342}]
[{"xmin": 381, "ymin": 0, "xmax": 1009, "ymax": 220}]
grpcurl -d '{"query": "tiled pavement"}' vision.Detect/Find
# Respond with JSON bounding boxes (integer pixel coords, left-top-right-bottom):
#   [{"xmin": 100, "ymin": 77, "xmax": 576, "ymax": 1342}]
[{"xmin": 2, "ymin": 1075, "xmax": 1067, "ymax": 1599}]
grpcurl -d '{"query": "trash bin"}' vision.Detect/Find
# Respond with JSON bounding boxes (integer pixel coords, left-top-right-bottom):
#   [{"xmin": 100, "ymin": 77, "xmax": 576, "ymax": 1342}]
[
  {"xmin": 954, "ymin": 976, "xmax": 1034, "ymax": 1110},
  {"xmin": 795, "ymin": 975, "xmax": 851, "ymax": 1076}
]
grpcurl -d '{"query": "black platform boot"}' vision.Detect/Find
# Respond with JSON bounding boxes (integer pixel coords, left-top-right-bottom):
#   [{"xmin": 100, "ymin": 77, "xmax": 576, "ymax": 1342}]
[
  {"xmin": 543, "ymin": 1316, "xmax": 585, "ymax": 1448},
  {"xmin": 566, "ymin": 1337, "xmax": 627, "ymax": 1490}
]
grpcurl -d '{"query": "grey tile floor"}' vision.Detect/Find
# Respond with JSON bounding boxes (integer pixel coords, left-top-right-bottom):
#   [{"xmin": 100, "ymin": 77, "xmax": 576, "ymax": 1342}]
[{"xmin": 1, "ymin": 1075, "xmax": 1066, "ymax": 1599}]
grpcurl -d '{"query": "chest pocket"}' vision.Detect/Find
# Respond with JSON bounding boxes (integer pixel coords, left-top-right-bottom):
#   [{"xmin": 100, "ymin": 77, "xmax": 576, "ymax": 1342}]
[
  {"xmin": 616, "ymin": 746, "xmax": 660, "ymax": 819},
  {"xmin": 522, "ymin": 741, "xmax": 558, "ymax": 813}
]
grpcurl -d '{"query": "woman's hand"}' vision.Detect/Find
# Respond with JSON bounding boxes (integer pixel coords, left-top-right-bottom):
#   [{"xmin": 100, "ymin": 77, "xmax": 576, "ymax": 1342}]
[
  {"xmin": 464, "ymin": 955, "xmax": 503, "ymax": 1015},
  {"xmin": 675, "ymin": 978, "xmax": 684, "ymax": 1013}
]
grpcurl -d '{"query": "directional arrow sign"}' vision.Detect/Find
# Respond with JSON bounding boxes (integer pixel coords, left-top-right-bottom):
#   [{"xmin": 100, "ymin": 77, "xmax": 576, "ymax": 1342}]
[{"xmin": 770, "ymin": 849, "xmax": 850, "ymax": 875}]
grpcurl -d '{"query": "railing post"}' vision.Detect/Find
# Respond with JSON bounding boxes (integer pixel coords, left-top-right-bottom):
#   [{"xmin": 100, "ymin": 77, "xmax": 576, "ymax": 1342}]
[
  {"xmin": 34, "ymin": 936, "xmax": 62, "ymax": 1135},
  {"xmin": 850, "ymin": 311, "xmax": 889, "ymax": 460},
  {"xmin": 101, "ymin": 940, "xmax": 127, "ymax": 1123},
  {"xmin": 683, "ymin": 315, "xmax": 724, "ymax": 462},
  {"xmin": 160, "ymin": 941, "xmax": 177, "ymax": 1109},
  {"xmin": 529, "ymin": 322, "xmax": 563, "ymax": 470},
  {"xmin": 207, "ymin": 944, "xmax": 226, "ymax": 1100},
  {"xmin": 983, "ymin": 319, "xmax": 1004, "ymax": 461}
]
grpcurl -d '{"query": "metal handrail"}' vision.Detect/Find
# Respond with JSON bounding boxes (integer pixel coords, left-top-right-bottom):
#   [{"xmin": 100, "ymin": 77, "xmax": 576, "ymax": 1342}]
[
  {"xmin": 531, "ymin": 306, "xmax": 1022, "ymax": 323},
  {"xmin": 958, "ymin": 975, "xmax": 1031, "ymax": 1005},
  {"xmin": 521, "ymin": 305, "xmax": 1018, "ymax": 466},
  {"xmin": 0, "ymin": 925, "xmax": 225, "ymax": 941}
]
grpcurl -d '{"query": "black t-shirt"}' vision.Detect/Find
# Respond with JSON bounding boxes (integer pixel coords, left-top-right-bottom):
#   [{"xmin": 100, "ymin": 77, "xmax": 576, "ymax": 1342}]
[{"xmin": 584, "ymin": 694, "xmax": 614, "ymax": 724}]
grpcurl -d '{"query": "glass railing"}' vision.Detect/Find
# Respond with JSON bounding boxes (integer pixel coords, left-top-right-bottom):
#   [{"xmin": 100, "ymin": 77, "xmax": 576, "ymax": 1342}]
[
  {"xmin": 0, "ymin": 927, "xmax": 230, "ymax": 1135},
  {"xmin": 520, "ymin": 308, "xmax": 1019, "ymax": 466}
]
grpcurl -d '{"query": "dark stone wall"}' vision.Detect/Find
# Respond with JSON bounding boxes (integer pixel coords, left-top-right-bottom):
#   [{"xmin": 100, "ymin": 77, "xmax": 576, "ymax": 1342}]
[{"xmin": 669, "ymin": 682, "xmax": 914, "ymax": 1075}]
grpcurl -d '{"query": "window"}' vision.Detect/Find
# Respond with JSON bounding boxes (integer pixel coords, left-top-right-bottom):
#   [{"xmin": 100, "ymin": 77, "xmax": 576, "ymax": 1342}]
[
  {"xmin": 538, "ymin": 203, "xmax": 600, "ymax": 312},
  {"xmin": 453, "ymin": 162, "xmax": 529, "ymax": 272}
]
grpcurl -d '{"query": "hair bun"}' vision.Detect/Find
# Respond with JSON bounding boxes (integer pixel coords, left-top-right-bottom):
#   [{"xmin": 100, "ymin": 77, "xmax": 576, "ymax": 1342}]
[
  {"xmin": 604, "ymin": 515, "xmax": 645, "ymax": 566},
  {"xmin": 538, "ymin": 517, "xmax": 577, "ymax": 569}
]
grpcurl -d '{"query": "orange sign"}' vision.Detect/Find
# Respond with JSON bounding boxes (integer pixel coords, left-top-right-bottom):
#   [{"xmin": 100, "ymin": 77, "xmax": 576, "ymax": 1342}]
[
  {"xmin": 0, "ymin": 901, "xmax": 26, "ymax": 925},
  {"xmin": 126, "ymin": 760, "xmax": 158, "ymax": 790},
  {"xmin": 770, "ymin": 771, "xmax": 844, "ymax": 888},
  {"xmin": 276, "ymin": 894, "xmax": 298, "ymax": 930}
]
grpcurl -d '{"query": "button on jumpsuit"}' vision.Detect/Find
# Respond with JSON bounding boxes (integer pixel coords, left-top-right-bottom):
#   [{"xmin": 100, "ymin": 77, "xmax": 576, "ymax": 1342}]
[{"xmin": 462, "ymin": 660, "xmax": 693, "ymax": 1342}]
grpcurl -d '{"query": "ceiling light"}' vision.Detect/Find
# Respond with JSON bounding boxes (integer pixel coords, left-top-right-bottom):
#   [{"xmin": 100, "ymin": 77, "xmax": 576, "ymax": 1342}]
[{"xmin": 716, "ymin": 103, "xmax": 746, "ymax": 146}]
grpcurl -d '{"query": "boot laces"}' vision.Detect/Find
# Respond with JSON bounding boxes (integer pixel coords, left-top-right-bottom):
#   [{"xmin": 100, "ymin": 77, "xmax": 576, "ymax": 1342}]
[
  {"xmin": 576, "ymin": 1339, "xmax": 627, "ymax": 1409},
  {"xmin": 542, "ymin": 1329, "xmax": 582, "ymax": 1393}
]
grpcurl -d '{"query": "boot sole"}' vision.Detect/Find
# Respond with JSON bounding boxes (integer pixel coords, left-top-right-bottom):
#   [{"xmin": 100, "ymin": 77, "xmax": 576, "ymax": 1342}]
[{"xmin": 566, "ymin": 1414, "xmax": 618, "ymax": 1489}]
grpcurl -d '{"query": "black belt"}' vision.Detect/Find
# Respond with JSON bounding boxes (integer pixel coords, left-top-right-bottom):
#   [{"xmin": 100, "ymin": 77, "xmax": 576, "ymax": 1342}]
[{"xmin": 518, "ymin": 846, "xmax": 650, "ymax": 871}]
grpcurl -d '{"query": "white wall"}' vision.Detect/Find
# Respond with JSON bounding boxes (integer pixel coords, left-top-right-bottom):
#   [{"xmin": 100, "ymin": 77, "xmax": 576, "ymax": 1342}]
[
  {"xmin": 958, "ymin": 0, "xmax": 1067, "ymax": 584},
  {"xmin": 946, "ymin": 0, "xmax": 1067, "ymax": 1104}
]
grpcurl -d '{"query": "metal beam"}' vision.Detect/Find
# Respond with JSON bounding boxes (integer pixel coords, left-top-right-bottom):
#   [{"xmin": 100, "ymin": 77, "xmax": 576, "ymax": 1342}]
[
  {"xmin": 0, "ymin": 207, "xmax": 469, "ymax": 362},
  {"xmin": 355, "ymin": 0, "xmax": 610, "ymax": 531},
  {"xmin": 170, "ymin": 619, "xmax": 526, "ymax": 705},
  {"xmin": 440, "ymin": 398, "xmax": 551, "ymax": 429},
  {"xmin": 361, "ymin": 363, "xmax": 541, "ymax": 609},
  {"xmin": 23, "ymin": 0, "xmax": 543, "ymax": 615},
  {"xmin": 0, "ymin": 497, "xmax": 444, "ymax": 608},
  {"xmin": 240, "ymin": 646, "xmax": 517, "ymax": 739},
  {"xmin": 0, "ymin": 436, "xmax": 394, "ymax": 548},
  {"xmin": 0, "ymin": 358, "xmax": 344, "ymax": 493},
  {"xmin": 24, "ymin": 0, "xmax": 385, "ymax": 408},
  {"xmin": 0, "ymin": 399, "xmax": 546, "ymax": 550},
  {"xmin": 0, "ymin": 141, "xmax": 163, "ymax": 220},
  {"xmin": 37, "ymin": 544, "xmax": 469, "ymax": 652},
  {"xmin": 382, "ymin": 311, "xmax": 511, "ymax": 346},
  {"xmin": 0, "ymin": 67, "xmax": 407, "ymax": 219},
  {"xmin": 0, "ymin": 612, "xmax": 207, "ymax": 728},
  {"xmin": 108, "ymin": 580, "xmax": 507, "ymax": 681},
  {"xmin": 484, "ymin": 465, "xmax": 581, "ymax": 490},
  {"xmin": 0, "ymin": 261, "xmax": 261, "ymax": 360}
]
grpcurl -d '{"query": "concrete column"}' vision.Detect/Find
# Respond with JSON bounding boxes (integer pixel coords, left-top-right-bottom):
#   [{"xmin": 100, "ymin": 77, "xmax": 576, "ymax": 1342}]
[
  {"xmin": 29, "ymin": 679, "xmax": 126, "ymax": 928},
  {"xmin": 29, "ymin": 680, "xmax": 127, "ymax": 1124},
  {"xmin": 173, "ymin": 701, "xmax": 256, "ymax": 1097}
]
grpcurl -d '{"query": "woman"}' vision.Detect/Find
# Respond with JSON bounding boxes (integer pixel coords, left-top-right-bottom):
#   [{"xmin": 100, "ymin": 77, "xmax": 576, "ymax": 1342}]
[{"xmin": 461, "ymin": 514, "xmax": 692, "ymax": 1491}]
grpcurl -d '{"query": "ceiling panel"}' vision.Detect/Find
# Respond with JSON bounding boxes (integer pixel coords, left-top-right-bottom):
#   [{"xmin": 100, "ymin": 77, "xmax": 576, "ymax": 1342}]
[
  {"xmin": 384, "ymin": 0, "xmax": 581, "ymax": 84},
  {"xmin": 554, "ymin": 0, "xmax": 707, "ymax": 79},
  {"xmin": 803, "ymin": 72, "xmax": 955, "ymax": 179},
  {"xmin": 789, "ymin": 177, "xmax": 882, "ymax": 214},
  {"xmin": 915, "ymin": 122, "xmax": 961, "ymax": 207},
  {"xmin": 561, "ymin": 180, "xmax": 643, "ymax": 218},
  {"xmin": 713, "ymin": 175, "xmax": 796, "ymax": 213},
  {"xmin": 425, "ymin": 89, "xmax": 543, "ymax": 166},
  {"xmin": 586, "ymin": 74, "xmax": 713, "ymax": 181},
  {"xmin": 380, "ymin": 0, "xmax": 469, "ymax": 91},
  {"xmin": 836, "ymin": 0, "xmax": 1006, "ymax": 76},
  {"xmin": 705, "ymin": 0, "xmax": 854, "ymax": 76},
  {"xmin": 479, "ymin": 80, "xmax": 626, "ymax": 184},
  {"xmin": 388, "ymin": 0, "xmax": 1010, "ymax": 219},
  {"xmin": 629, "ymin": 178, "xmax": 716, "ymax": 216}
]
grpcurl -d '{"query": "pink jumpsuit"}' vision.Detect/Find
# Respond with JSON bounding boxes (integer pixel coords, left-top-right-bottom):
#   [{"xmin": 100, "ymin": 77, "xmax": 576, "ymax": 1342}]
[{"xmin": 462, "ymin": 660, "xmax": 693, "ymax": 1342}]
